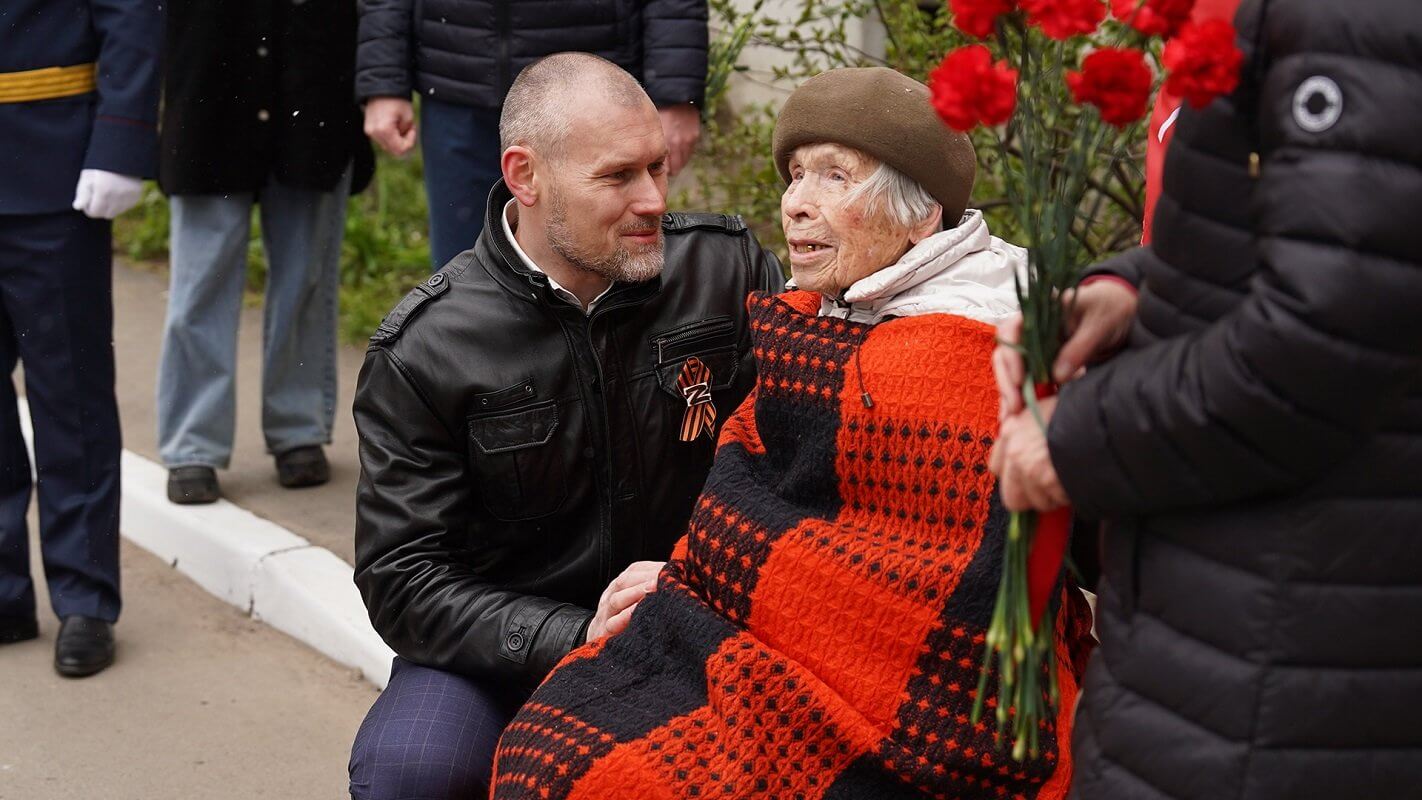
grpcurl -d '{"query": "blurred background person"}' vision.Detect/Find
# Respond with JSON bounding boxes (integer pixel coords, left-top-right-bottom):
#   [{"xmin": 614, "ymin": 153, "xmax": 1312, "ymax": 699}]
[
  {"xmin": 0, "ymin": 0, "xmax": 161, "ymax": 676},
  {"xmin": 157, "ymin": 0, "xmax": 374, "ymax": 505},
  {"xmin": 357, "ymin": 0, "xmax": 708, "ymax": 267}
]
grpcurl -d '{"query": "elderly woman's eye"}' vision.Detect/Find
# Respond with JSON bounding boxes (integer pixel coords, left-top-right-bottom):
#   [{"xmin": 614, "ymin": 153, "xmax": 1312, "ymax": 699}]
[{"xmin": 830, "ymin": 170, "xmax": 848, "ymax": 183}]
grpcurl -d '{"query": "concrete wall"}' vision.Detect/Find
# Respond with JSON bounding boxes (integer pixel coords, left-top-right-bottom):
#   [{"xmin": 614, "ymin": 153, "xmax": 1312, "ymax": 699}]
[{"xmin": 718, "ymin": 0, "xmax": 888, "ymax": 109}]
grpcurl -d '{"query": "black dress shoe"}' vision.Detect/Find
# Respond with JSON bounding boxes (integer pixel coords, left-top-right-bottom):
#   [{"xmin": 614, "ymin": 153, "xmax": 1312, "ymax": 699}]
[
  {"xmin": 275, "ymin": 445, "xmax": 330, "ymax": 488},
  {"xmin": 55, "ymin": 615, "xmax": 115, "ymax": 678},
  {"xmin": 168, "ymin": 465, "xmax": 220, "ymax": 504},
  {"xmin": 0, "ymin": 616, "xmax": 38, "ymax": 644}
]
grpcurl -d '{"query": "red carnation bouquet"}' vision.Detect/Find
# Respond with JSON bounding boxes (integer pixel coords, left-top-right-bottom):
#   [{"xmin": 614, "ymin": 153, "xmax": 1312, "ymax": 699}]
[{"xmin": 932, "ymin": 0, "xmax": 1242, "ymax": 761}]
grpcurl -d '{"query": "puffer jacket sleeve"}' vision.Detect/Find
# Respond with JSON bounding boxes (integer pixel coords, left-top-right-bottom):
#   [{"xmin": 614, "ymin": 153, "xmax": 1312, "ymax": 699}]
[
  {"xmin": 1082, "ymin": 246, "xmax": 1147, "ymax": 289},
  {"xmin": 356, "ymin": 0, "xmax": 415, "ymax": 101},
  {"xmin": 1048, "ymin": 0, "xmax": 1422, "ymax": 520},
  {"xmin": 353, "ymin": 348, "xmax": 592, "ymax": 684},
  {"xmin": 641, "ymin": 0, "xmax": 708, "ymax": 108}
]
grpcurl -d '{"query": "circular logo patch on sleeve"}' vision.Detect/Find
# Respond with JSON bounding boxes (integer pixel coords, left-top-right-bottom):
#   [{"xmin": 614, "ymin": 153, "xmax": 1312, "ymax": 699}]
[{"xmin": 1292, "ymin": 75, "xmax": 1343, "ymax": 133}]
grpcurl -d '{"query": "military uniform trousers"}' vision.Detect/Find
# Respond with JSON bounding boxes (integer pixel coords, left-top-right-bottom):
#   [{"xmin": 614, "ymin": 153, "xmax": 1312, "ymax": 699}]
[{"xmin": 0, "ymin": 210, "xmax": 122, "ymax": 628}]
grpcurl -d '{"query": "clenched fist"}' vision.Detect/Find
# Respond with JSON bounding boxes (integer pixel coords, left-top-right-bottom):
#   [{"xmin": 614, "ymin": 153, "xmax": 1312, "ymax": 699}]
[{"xmin": 364, "ymin": 97, "xmax": 418, "ymax": 158}]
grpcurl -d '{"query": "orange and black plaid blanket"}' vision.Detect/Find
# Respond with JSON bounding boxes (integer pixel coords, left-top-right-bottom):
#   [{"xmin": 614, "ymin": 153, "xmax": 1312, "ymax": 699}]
[{"xmin": 493, "ymin": 291, "xmax": 1090, "ymax": 799}]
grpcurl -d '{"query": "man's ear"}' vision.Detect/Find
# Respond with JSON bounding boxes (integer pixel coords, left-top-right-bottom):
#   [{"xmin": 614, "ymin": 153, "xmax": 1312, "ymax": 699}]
[
  {"xmin": 908, "ymin": 203, "xmax": 945, "ymax": 244},
  {"xmin": 501, "ymin": 146, "xmax": 539, "ymax": 207}
]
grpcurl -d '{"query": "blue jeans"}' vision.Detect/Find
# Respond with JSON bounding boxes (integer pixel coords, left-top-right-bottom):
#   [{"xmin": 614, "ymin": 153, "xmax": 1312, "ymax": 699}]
[
  {"xmin": 157, "ymin": 170, "xmax": 350, "ymax": 469},
  {"xmin": 420, "ymin": 98, "xmax": 502, "ymax": 269},
  {"xmin": 349, "ymin": 657, "xmax": 528, "ymax": 800}
]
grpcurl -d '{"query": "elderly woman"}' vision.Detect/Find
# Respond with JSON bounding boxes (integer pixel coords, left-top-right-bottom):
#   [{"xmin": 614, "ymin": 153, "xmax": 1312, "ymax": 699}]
[{"xmin": 491, "ymin": 67, "xmax": 1092, "ymax": 800}]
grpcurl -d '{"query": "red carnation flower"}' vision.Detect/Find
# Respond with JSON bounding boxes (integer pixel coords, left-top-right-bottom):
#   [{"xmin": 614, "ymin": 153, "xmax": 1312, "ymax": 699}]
[
  {"xmin": 1110, "ymin": 0, "xmax": 1194, "ymax": 38},
  {"xmin": 1019, "ymin": 0, "xmax": 1106, "ymax": 40},
  {"xmin": 1163, "ymin": 18, "xmax": 1243, "ymax": 108},
  {"xmin": 1065, "ymin": 47, "xmax": 1154, "ymax": 127},
  {"xmin": 950, "ymin": 0, "xmax": 1015, "ymax": 39},
  {"xmin": 929, "ymin": 45, "xmax": 1019, "ymax": 131}
]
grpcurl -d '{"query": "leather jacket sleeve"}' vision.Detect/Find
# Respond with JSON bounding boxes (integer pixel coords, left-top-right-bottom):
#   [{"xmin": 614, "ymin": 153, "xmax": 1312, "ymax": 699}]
[{"xmin": 353, "ymin": 347, "xmax": 591, "ymax": 685}]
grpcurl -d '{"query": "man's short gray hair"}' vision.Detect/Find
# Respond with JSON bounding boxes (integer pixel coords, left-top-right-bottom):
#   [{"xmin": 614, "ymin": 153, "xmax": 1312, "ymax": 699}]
[
  {"xmin": 499, "ymin": 52, "xmax": 650, "ymax": 159},
  {"xmin": 847, "ymin": 160, "xmax": 943, "ymax": 230}
]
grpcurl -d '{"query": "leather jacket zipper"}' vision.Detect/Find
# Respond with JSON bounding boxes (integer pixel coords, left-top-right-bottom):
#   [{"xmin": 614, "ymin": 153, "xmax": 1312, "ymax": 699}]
[
  {"xmin": 651, "ymin": 316, "xmax": 735, "ymax": 362},
  {"xmin": 577, "ymin": 290, "xmax": 657, "ymax": 583}
]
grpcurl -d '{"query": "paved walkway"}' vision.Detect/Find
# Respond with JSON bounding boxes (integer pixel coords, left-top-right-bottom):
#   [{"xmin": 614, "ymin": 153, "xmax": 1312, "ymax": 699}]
[
  {"xmin": 2, "ymin": 259, "xmax": 396, "ymax": 798},
  {"xmin": 0, "ymin": 533, "xmax": 375, "ymax": 799}
]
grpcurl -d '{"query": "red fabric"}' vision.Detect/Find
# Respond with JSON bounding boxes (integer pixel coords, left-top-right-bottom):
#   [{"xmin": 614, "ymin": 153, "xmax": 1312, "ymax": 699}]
[
  {"xmin": 1142, "ymin": 0, "xmax": 1242, "ymax": 244},
  {"xmin": 492, "ymin": 292, "xmax": 1094, "ymax": 800}
]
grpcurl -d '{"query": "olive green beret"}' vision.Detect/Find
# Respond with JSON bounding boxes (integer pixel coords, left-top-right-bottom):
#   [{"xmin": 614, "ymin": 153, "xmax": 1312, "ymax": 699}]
[{"xmin": 772, "ymin": 67, "xmax": 977, "ymax": 226}]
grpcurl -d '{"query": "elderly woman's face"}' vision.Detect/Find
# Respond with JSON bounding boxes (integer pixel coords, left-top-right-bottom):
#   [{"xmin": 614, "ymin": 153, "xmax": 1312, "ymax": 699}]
[{"xmin": 781, "ymin": 143, "xmax": 916, "ymax": 295}]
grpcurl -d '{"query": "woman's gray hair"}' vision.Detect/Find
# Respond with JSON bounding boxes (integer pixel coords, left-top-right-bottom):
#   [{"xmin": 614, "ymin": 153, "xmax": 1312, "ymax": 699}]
[{"xmin": 846, "ymin": 160, "xmax": 943, "ymax": 230}]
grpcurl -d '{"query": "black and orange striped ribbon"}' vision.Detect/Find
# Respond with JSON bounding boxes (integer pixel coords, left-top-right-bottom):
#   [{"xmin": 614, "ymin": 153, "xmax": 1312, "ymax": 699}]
[{"xmin": 677, "ymin": 357, "xmax": 716, "ymax": 442}]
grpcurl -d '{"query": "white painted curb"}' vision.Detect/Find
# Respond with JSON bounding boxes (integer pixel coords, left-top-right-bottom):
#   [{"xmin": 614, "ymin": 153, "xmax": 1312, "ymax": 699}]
[{"xmin": 19, "ymin": 399, "xmax": 394, "ymax": 688}]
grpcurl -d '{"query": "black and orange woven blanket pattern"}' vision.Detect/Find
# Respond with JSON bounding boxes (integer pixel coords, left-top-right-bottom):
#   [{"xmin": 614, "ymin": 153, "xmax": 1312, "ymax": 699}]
[{"xmin": 492, "ymin": 292, "xmax": 1087, "ymax": 800}]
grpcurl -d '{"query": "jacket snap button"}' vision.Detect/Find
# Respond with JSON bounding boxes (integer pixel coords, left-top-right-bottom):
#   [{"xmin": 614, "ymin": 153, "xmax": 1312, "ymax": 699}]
[
  {"xmin": 524, "ymin": 385, "xmax": 533, "ymax": 394},
  {"xmin": 428, "ymin": 274, "xmax": 444, "ymax": 286},
  {"xmin": 506, "ymin": 632, "xmax": 525, "ymax": 651}
]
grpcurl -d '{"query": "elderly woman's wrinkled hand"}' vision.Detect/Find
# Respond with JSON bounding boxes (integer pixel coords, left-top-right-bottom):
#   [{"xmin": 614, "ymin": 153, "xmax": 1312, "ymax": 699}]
[
  {"xmin": 989, "ymin": 397, "xmax": 1070, "ymax": 512},
  {"xmin": 993, "ymin": 279, "xmax": 1138, "ymax": 420}
]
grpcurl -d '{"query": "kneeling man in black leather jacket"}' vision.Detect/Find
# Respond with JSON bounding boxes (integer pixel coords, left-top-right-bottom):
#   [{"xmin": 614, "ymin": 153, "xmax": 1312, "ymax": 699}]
[{"xmin": 347, "ymin": 53, "xmax": 782, "ymax": 800}]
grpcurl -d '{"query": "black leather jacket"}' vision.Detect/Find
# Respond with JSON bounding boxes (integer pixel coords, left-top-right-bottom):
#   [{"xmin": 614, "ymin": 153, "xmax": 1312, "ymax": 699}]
[{"xmin": 353, "ymin": 182, "xmax": 783, "ymax": 687}]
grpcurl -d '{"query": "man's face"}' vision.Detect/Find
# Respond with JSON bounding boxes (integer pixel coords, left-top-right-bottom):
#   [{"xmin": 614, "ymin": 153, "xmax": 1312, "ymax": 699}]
[{"xmin": 541, "ymin": 99, "xmax": 670, "ymax": 284}]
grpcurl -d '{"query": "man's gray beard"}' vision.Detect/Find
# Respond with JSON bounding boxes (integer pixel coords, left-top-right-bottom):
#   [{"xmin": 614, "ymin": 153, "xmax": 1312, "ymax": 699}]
[{"xmin": 545, "ymin": 192, "xmax": 664, "ymax": 284}]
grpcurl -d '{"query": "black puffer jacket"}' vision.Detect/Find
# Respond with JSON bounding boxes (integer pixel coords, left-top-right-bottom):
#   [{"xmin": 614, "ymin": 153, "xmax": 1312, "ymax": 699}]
[
  {"xmin": 355, "ymin": 0, "xmax": 707, "ymax": 109},
  {"xmin": 353, "ymin": 182, "xmax": 782, "ymax": 687},
  {"xmin": 1049, "ymin": 1, "xmax": 1422, "ymax": 798}
]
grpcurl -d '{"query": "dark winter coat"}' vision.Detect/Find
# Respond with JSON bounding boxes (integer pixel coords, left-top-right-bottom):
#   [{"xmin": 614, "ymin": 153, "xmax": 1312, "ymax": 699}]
[
  {"xmin": 159, "ymin": 0, "xmax": 374, "ymax": 196},
  {"xmin": 1050, "ymin": 1, "xmax": 1422, "ymax": 798},
  {"xmin": 352, "ymin": 182, "xmax": 783, "ymax": 687},
  {"xmin": 355, "ymin": 0, "xmax": 708, "ymax": 109}
]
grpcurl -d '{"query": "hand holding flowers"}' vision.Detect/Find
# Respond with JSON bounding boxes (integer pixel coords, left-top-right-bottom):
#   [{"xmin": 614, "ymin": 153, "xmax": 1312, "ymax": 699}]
[{"xmin": 929, "ymin": 0, "xmax": 1243, "ymax": 760}]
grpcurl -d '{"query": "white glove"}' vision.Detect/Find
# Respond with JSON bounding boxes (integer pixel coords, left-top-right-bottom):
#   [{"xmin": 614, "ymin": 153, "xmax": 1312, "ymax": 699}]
[{"xmin": 72, "ymin": 169, "xmax": 145, "ymax": 220}]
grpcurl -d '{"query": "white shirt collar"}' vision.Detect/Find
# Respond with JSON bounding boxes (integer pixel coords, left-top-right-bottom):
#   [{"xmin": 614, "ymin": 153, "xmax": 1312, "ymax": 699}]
[{"xmin": 502, "ymin": 200, "xmax": 612, "ymax": 314}]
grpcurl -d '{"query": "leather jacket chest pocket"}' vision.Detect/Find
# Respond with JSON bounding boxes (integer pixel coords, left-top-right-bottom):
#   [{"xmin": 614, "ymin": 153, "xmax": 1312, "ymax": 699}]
[
  {"xmin": 651, "ymin": 316, "xmax": 741, "ymax": 402},
  {"xmin": 467, "ymin": 395, "xmax": 566, "ymax": 522}
]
